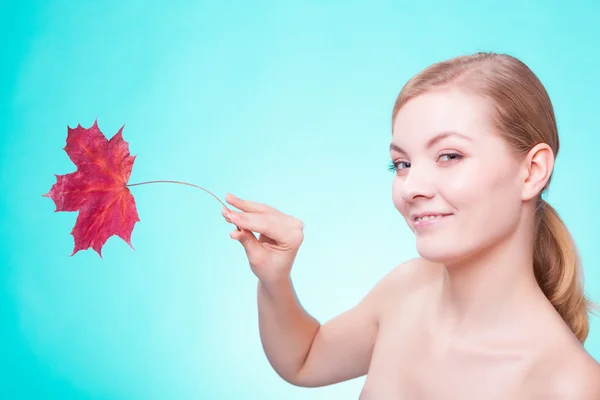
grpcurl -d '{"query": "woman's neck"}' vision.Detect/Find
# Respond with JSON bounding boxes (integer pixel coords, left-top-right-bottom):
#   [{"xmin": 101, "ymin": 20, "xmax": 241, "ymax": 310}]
[{"xmin": 436, "ymin": 228, "xmax": 551, "ymax": 339}]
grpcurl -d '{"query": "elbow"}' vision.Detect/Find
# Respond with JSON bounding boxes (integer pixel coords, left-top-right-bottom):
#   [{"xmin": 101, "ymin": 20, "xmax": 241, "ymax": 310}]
[
  {"xmin": 279, "ymin": 374, "xmax": 307, "ymax": 387},
  {"xmin": 272, "ymin": 366, "xmax": 309, "ymax": 387},
  {"xmin": 276, "ymin": 364, "xmax": 325, "ymax": 388}
]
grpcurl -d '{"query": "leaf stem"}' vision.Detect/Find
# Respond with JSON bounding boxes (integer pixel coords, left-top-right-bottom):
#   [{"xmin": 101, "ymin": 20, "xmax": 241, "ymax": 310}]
[{"xmin": 126, "ymin": 180, "xmax": 241, "ymax": 231}]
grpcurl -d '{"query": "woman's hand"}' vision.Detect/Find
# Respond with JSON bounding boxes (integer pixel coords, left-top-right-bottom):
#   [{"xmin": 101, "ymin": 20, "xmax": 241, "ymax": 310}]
[{"xmin": 222, "ymin": 193, "xmax": 305, "ymax": 283}]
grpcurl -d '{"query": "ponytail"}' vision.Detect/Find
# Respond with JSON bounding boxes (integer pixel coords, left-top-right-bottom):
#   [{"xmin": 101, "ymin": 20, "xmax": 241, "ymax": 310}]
[{"xmin": 533, "ymin": 199, "xmax": 594, "ymax": 343}]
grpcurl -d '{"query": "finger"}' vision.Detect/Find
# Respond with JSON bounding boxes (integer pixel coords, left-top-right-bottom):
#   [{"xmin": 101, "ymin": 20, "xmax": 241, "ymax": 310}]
[
  {"xmin": 231, "ymin": 227, "xmax": 255, "ymax": 242},
  {"xmin": 231, "ymin": 228, "xmax": 264, "ymax": 262},
  {"xmin": 227, "ymin": 210, "xmax": 300, "ymax": 243},
  {"xmin": 222, "ymin": 207, "xmax": 241, "ymax": 230},
  {"xmin": 226, "ymin": 193, "xmax": 284, "ymax": 215}
]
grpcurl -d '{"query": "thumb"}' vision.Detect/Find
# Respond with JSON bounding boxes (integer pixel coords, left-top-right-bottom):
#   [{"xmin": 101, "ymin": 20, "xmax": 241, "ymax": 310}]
[{"xmin": 234, "ymin": 229, "xmax": 262, "ymax": 257}]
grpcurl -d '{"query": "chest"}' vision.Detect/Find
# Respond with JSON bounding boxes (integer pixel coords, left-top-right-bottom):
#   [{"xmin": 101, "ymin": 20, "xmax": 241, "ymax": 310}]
[{"xmin": 360, "ymin": 312, "xmax": 537, "ymax": 399}]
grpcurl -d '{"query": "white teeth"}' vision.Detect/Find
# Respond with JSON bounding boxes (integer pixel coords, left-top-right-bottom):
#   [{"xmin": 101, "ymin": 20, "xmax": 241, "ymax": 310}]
[{"xmin": 415, "ymin": 215, "xmax": 443, "ymax": 222}]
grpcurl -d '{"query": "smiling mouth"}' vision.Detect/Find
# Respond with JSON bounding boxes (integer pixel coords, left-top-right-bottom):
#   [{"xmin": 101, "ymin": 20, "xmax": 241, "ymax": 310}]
[{"xmin": 413, "ymin": 214, "xmax": 452, "ymax": 227}]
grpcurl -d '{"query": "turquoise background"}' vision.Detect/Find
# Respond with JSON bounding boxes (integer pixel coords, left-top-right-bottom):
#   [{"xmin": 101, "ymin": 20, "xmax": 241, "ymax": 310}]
[{"xmin": 1, "ymin": 0, "xmax": 599, "ymax": 398}]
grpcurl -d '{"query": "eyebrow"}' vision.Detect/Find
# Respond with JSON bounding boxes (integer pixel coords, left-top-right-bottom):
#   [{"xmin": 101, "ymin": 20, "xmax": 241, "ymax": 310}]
[{"xmin": 389, "ymin": 131, "xmax": 472, "ymax": 154}]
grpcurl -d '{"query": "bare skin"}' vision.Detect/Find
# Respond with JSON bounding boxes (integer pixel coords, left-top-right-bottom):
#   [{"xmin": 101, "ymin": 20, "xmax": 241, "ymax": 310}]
[
  {"xmin": 221, "ymin": 87, "xmax": 600, "ymax": 398},
  {"xmin": 358, "ymin": 258, "xmax": 600, "ymax": 399},
  {"xmin": 223, "ymin": 203, "xmax": 600, "ymax": 399}
]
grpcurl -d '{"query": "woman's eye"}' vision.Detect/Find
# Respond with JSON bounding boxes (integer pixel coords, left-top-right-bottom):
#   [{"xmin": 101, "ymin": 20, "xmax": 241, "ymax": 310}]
[
  {"xmin": 388, "ymin": 153, "xmax": 462, "ymax": 173},
  {"xmin": 438, "ymin": 153, "xmax": 463, "ymax": 162},
  {"xmin": 388, "ymin": 160, "xmax": 410, "ymax": 172}
]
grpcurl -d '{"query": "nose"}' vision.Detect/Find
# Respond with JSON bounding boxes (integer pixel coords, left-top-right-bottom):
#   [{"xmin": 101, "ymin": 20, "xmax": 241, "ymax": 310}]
[{"xmin": 399, "ymin": 167, "xmax": 435, "ymax": 202}]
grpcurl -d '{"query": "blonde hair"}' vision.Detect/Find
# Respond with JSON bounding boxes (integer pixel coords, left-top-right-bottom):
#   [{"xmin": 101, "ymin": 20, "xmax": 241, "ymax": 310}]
[{"xmin": 391, "ymin": 52, "xmax": 596, "ymax": 343}]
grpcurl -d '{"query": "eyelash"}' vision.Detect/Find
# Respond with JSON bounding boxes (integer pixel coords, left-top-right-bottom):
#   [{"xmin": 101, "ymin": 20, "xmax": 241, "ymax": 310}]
[{"xmin": 387, "ymin": 153, "xmax": 463, "ymax": 173}]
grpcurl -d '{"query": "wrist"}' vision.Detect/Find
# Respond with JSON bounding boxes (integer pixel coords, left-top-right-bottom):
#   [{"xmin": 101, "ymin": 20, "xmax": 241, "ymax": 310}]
[{"xmin": 259, "ymin": 273, "xmax": 293, "ymax": 298}]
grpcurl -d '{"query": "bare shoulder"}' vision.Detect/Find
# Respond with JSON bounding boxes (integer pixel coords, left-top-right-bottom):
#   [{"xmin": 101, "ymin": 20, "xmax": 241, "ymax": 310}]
[
  {"xmin": 551, "ymin": 349, "xmax": 600, "ymax": 399},
  {"xmin": 368, "ymin": 257, "xmax": 443, "ymax": 311},
  {"xmin": 533, "ymin": 332, "xmax": 600, "ymax": 399},
  {"xmin": 375, "ymin": 256, "xmax": 441, "ymax": 289}
]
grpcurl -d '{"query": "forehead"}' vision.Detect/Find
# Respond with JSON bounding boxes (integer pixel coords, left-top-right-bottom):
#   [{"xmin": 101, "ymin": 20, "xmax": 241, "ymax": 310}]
[{"xmin": 392, "ymin": 88, "xmax": 495, "ymax": 141}]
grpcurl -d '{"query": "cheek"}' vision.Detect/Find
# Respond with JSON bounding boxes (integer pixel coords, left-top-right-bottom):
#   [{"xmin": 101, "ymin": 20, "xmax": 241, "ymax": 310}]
[
  {"xmin": 391, "ymin": 178, "xmax": 413, "ymax": 224},
  {"xmin": 439, "ymin": 159, "xmax": 519, "ymax": 207},
  {"xmin": 440, "ymin": 163, "xmax": 522, "ymax": 231},
  {"xmin": 436, "ymin": 167, "xmax": 485, "ymax": 209},
  {"xmin": 391, "ymin": 178, "xmax": 405, "ymax": 212}
]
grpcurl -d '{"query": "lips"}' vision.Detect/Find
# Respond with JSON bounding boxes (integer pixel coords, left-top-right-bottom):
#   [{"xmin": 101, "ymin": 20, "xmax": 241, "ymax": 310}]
[
  {"xmin": 415, "ymin": 214, "xmax": 449, "ymax": 222},
  {"xmin": 411, "ymin": 213, "xmax": 453, "ymax": 229},
  {"xmin": 411, "ymin": 212, "xmax": 453, "ymax": 221}
]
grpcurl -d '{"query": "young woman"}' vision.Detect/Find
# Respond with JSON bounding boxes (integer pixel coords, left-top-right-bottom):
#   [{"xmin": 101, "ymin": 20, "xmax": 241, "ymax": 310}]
[{"xmin": 221, "ymin": 52, "xmax": 600, "ymax": 399}]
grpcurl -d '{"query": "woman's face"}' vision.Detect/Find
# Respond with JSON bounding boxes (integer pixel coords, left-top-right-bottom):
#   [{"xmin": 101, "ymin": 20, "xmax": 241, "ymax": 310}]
[{"xmin": 390, "ymin": 87, "xmax": 525, "ymax": 264}]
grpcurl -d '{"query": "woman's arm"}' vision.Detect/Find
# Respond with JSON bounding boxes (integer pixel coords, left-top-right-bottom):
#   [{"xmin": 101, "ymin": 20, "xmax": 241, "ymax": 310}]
[{"xmin": 257, "ymin": 259, "xmax": 421, "ymax": 387}]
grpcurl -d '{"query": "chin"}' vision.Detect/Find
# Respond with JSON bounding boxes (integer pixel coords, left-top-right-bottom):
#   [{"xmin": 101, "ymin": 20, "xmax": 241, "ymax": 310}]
[
  {"xmin": 415, "ymin": 238, "xmax": 468, "ymax": 265},
  {"xmin": 416, "ymin": 233, "xmax": 502, "ymax": 268}
]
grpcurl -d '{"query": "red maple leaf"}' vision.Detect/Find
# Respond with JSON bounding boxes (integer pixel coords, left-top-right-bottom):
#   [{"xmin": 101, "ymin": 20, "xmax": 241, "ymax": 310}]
[
  {"xmin": 42, "ymin": 120, "xmax": 140, "ymax": 258},
  {"xmin": 44, "ymin": 120, "xmax": 240, "ymax": 258}
]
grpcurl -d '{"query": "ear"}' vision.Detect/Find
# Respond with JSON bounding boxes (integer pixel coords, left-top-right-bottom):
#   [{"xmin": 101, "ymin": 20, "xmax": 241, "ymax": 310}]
[{"xmin": 520, "ymin": 143, "xmax": 554, "ymax": 201}]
